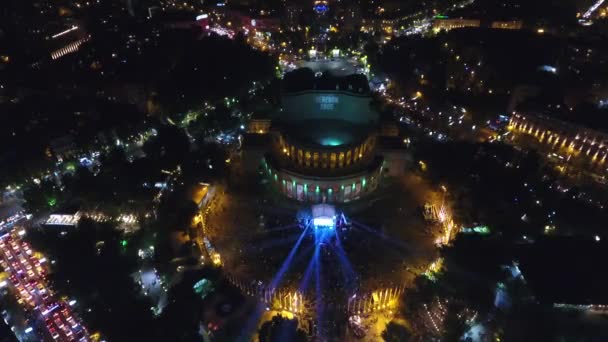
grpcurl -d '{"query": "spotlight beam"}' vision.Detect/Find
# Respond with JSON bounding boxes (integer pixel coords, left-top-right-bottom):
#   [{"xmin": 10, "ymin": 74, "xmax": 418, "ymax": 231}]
[
  {"xmin": 333, "ymin": 227, "xmax": 357, "ymax": 292},
  {"xmin": 299, "ymin": 241, "xmax": 321, "ymax": 292},
  {"xmin": 314, "ymin": 232, "xmax": 323, "ymax": 339},
  {"xmin": 269, "ymin": 226, "xmax": 310, "ymax": 289}
]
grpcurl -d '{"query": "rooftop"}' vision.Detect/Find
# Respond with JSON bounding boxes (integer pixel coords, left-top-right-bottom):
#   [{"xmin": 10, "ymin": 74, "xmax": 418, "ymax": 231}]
[{"xmin": 279, "ymin": 119, "xmax": 371, "ymax": 148}]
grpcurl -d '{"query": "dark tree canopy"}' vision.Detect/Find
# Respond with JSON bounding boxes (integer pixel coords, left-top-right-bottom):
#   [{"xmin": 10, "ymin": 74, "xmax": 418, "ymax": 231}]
[
  {"xmin": 258, "ymin": 315, "xmax": 307, "ymax": 342},
  {"xmin": 26, "ymin": 220, "xmax": 155, "ymax": 341},
  {"xmin": 382, "ymin": 322, "xmax": 412, "ymax": 342}
]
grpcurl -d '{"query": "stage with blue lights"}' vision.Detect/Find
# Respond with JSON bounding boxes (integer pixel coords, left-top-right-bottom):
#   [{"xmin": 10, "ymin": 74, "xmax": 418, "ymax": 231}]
[{"xmin": 312, "ymin": 204, "xmax": 336, "ymax": 229}]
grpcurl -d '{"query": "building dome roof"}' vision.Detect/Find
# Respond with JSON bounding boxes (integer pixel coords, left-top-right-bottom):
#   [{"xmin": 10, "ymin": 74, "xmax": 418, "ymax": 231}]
[{"xmin": 279, "ymin": 119, "xmax": 371, "ymax": 149}]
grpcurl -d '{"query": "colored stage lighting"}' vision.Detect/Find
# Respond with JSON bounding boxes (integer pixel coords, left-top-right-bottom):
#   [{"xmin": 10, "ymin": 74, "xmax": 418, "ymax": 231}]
[{"xmin": 313, "ymin": 217, "xmax": 334, "ymax": 228}]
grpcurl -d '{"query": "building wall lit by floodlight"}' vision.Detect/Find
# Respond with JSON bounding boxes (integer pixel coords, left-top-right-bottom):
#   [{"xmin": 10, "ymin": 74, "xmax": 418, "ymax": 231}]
[
  {"xmin": 508, "ymin": 111, "xmax": 608, "ymax": 178},
  {"xmin": 242, "ymin": 68, "xmax": 408, "ymax": 204}
]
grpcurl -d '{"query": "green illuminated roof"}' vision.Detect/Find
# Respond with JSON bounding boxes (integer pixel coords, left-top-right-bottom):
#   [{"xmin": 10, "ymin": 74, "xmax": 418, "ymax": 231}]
[{"xmin": 319, "ymin": 137, "xmax": 343, "ymax": 146}]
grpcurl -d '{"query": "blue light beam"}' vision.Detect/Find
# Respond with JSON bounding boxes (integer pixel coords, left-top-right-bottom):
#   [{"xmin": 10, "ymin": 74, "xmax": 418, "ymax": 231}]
[{"xmin": 269, "ymin": 226, "xmax": 310, "ymax": 289}]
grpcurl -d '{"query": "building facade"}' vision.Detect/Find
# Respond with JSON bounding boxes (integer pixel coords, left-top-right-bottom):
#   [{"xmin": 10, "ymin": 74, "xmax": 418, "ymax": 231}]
[
  {"xmin": 508, "ymin": 112, "xmax": 608, "ymax": 179},
  {"xmin": 242, "ymin": 70, "xmax": 406, "ymax": 203},
  {"xmin": 432, "ymin": 18, "xmax": 480, "ymax": 32},
  {"xmin": 490, "ymin": 20, "xmax": 523, "ymax": 30}
]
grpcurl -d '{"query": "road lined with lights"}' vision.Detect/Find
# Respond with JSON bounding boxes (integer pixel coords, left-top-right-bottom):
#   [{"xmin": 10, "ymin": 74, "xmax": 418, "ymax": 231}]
[
  {"xmin": 382, "ymin": 89, "xmax": 498, "ymax": 143},
  {"xmin": 0, "ymin": 228, "xmax": 89, "ymax": 341}
]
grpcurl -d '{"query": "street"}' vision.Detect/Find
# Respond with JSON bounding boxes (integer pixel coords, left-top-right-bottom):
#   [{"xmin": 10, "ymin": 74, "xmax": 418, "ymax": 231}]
[{"xmin": 0, "ymin": 228, "xmax": 89, "ymax": 341}]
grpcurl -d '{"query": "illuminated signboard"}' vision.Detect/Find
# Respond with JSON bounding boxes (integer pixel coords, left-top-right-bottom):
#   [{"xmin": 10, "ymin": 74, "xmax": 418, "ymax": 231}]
[{"xmin": 316, "ymin": 95, "xmax": 339, "ymax": 110}]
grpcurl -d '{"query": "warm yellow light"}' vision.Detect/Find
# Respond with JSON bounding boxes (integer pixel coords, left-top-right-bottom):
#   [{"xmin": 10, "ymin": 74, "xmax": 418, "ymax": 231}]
[
  {"xmin": 419, "ymin": 160, "xmax": 427, "ymax": 171},
  {"xmin": 90, "ymin": 332, "xmax": 102, "ymax": 342},
  {"xmin": 212, "ymin": 252, "xmax": 221, "ymax": 265}
]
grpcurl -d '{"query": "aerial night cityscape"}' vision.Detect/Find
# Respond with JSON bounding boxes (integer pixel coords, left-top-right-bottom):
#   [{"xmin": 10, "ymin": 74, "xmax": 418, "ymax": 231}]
[{"xmin": 3, "ymin": 0, "xmax": 608, "ymax": 341}]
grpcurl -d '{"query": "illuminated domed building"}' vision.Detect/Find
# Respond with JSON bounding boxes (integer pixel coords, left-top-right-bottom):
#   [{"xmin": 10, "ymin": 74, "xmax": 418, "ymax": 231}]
[
  {"xmin": 313, "ymin": 0, "xmax": 330, "ymax": 15},
  {"xmin": 242, "ymin": 68, "xmax": 408, "ymax": 203}
]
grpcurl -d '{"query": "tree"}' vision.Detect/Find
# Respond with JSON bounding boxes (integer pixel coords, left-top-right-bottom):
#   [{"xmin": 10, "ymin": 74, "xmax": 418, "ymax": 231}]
[
  {"xmin": 181, "ymin": 143, "xmax": 228, "ymax": 182},
  {"xmin": 155, "ymin": 270, "xmax": 206, "ymax": 342},
  {"xmin": 142, "ymin": 125, "xmax": 191, "ymax": 169},
  {"xmin": 26, "ymin": 220, "xmax": 155, "ymax": 341},
  {"xmin": 258, "ymin": 315, "xmax": 307, "ymax": 342},
  {"xmin": 23, "ymin": 180, "xmax": 60, "ymax": 213},
  {"xmin": 442, "ymin": 303, "xmax": 467, "ymax": 342},
  {"xmin": 404, "ymin": 276, "xmax": 440, "ymax": 315},
  {"xmin": 155, "ymin": 34, "xmax": 275, "ymax": 115},
  {"xmin": 363, "ymin": 39, "xmax": 380, "ymax": 72},
  {"xmin": 382, "ymin": 322, "xmax": 411, "ymax": 342}
]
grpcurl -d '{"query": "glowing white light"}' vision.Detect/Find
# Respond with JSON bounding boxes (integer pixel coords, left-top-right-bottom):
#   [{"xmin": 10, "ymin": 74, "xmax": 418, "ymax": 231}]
[
  {"xmin": 51, "ymin": 26, "xmax": 78, "ymax": 39},
  {"xmin": 539, "ymin": 65, "xmax": 557, "ymax": 74},
  {"xmin": 583, "ymin": 0, "xmax": 605, "ymax": 18},
  {"xmin": 196, "ymin": 14, "xmax": 209, "ymax": 20},
  {"xmin": 42, "ymin": 304, "xmax": 60, "ymax": 316},
  {"xmin": 313, "ymin": 217, "xmax": 334, "ymax": 227}
]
